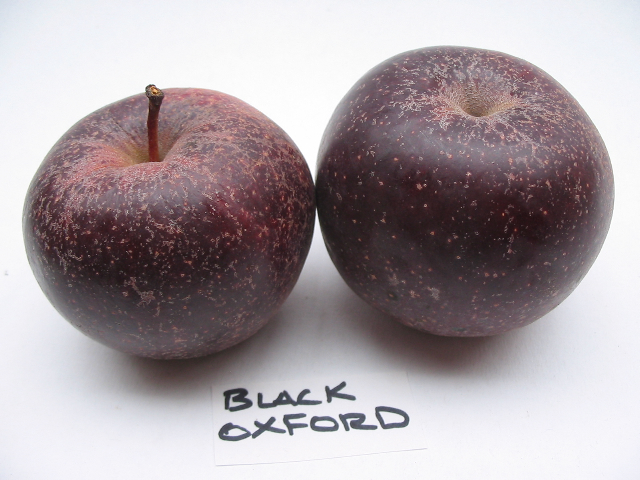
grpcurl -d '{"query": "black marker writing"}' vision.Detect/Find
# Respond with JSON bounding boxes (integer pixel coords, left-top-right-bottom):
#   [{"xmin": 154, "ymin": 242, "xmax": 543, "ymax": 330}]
[
  {"xmin": 223, "ymin": 389, "xmax": 252, "ymax": 412},
  {"xmin": 218, "ymin": 406, "xmax": 410, "ymax": 441},
  {"xmin": 258, "ymin": 390, "xmax": 297, "ymax": 409},
  {"xmin": 218, "ymin": 422, "xmax": 251, "ymax": 441},
  {"xmin": 339, "ymin": 413, "xmax": 378, "ymax": 431},
  {"xmin": 376, "ymin": 406, "xmax": 410, "ymax": 429},
  {"xmin": 223, "ymin": 382, "xmax": 353, "ymax": 411},
  {"xmin": 296, "ymin": 389, "xmax": 322, "ymax": 406},
  {"xmin": 310, "ymin": 416, "xmax": 340, "ymax": 432},
  {"xmin": 325, "ymin": 381, "xmax": 356, "ymax": 403},
  {"xmin": 252, "ymin": 417, "xmax": 285, "ymax": 438},
  {"xmin": 283, "ymin": 413, "xmax": 307, "ymax": 435}
]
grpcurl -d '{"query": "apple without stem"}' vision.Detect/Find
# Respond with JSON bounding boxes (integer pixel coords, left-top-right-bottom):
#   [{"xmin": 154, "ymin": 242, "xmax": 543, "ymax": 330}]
[
  {"xmin": 316, "ymin": 46, "xmax": 614, "ymax": 336},
  {"xmin": 24, "ymin": 86, "xmax": 315, "ymax": 359}
]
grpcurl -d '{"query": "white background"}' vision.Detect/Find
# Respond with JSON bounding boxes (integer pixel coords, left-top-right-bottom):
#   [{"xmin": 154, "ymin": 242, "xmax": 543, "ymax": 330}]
[{"xmin": 1, "ymin": 0, "xmax": 639, "ymax": 478}]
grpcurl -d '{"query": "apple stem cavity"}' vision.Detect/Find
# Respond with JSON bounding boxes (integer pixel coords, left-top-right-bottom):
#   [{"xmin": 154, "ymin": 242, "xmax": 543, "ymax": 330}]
[{"xmin": 145, "ymin": 84, "xmax": 164, "ymax": 163}]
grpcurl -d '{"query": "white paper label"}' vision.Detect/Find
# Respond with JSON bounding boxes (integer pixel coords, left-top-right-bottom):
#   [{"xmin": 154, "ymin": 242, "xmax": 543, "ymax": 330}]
[{"xmin": 211, "ymin": 371, "xmax": 426, "ymax": 465}]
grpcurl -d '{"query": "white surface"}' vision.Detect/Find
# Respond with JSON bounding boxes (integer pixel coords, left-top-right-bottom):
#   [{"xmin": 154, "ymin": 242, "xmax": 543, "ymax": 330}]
[{"xmin": 1, "ymin": 0, "xmax": 639, "ymax": 478}]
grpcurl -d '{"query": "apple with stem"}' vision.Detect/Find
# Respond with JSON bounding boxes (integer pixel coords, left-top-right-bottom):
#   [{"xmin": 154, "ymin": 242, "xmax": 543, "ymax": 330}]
[
  {"xmin": 24, "ymin": 85, "xmax": 315, "ymax": 359},
  {"xmin": 316, "ymin": 46, "xmax": 614, "ymax": 336}
]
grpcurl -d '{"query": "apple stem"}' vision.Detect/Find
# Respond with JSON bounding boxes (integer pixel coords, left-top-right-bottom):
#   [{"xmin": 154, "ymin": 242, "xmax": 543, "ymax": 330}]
[{"xmin": 145, "ymin": 84, "xmax": 164, "ymax": 163}]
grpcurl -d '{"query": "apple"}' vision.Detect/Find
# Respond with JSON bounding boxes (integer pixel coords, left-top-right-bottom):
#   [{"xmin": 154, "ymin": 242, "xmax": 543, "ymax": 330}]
[
  {"xmin": 316, "ymin": 46, "xmax": 614, "ymax": 336},
  {"xmin": 23, "ymin": 86, "xmax": 315, "ymax": 359}
]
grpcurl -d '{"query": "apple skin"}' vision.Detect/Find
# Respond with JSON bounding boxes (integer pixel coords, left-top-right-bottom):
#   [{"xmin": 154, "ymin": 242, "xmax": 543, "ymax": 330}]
[
  {"xmin": 24, "ymin": 88, "xmax": 315, "ymax": 359},
  {"xmin": 316, "ymin": 46, "xmax": 614, "ymax": 336}
]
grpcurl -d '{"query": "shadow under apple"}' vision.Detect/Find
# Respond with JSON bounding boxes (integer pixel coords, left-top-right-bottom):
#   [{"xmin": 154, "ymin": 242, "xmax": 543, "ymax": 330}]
[{"xmin": 326, "ymin": 279, "xmax": 563, "ymax": 379}]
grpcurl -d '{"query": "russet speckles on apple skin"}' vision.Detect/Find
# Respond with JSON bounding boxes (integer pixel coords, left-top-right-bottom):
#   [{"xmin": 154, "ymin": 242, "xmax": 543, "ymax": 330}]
[
  {"xmin": 316, "ymin": 46, "xmax": 614, "ymax": 336},
  {"xmin": 24, "ymin": 88, "xmax": 315, "ymax": 359}
]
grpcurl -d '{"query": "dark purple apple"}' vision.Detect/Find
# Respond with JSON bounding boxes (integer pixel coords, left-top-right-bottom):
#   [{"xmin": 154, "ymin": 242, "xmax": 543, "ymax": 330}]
[
  {"xmin": 316, "ymin": 46, "xmax": 614, "ymax": 336},
  {"xmin": 24, "ymin": 86, "xmax": 315, "ymax": 359}
]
